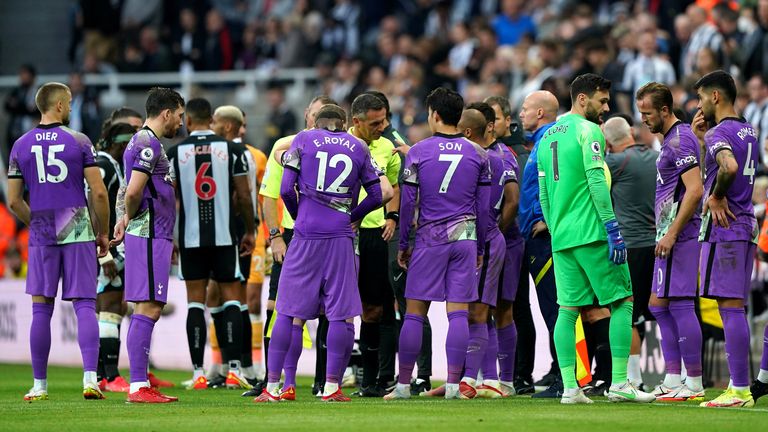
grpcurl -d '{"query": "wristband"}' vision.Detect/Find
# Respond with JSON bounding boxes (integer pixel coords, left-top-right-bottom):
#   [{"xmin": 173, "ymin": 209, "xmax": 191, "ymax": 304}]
[
  {"xmin": 385, "ymin": 211, "xmax": 400, "ymax": 223},
  {"xmin": 98, "ymin": 251, "xmax": 114, "ymax": 265}
]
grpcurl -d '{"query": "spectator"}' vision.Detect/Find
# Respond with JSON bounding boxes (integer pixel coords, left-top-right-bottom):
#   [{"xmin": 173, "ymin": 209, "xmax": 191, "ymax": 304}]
[
  {"xmin": 744, "ymin": 74, "xmax": 768, "ymax": 165},
  {"xmin": 740, "ymin": 0, "xmax": 768, "ymax": 78},
  {"xmin": 67, "ymin": 71, "xmax": 102, "ymax": 142},
  {"xmin": 695, "ymin": 47, "xmax": 722, "ymax": 78},
  {"xmin": 202, "ymin": 9, "xmax": 234, "ymax": 71},
  {"xmin": 493, "ymin": 0, "xmax": 536, "ymax": 46},
  {"xmin": 3, "ymin": 64, "xmax": 38, "ymax": 161},
  {"xmin": 671, "ymin": 13, "xmax": 693, "ymax": 78},
  {"xmin": 622, "ymin": 31, "xmax": 676, "ymax": 118},
  {"xmin": 263, "ymin": 82, "xmax": 297, "ymax": 153},
  {"xmin": 682, "ymin": 4, "xmax": 723, "ymax": 77},
  {"xmin": 138, "ymin": 26, "xmax": 173, "ymax": 72},
  {"xmin": 172, "ymin": 8, "xmax": 206, "ymax": 73},
  {"xmin": 79, "ymin": 0, "xmax": 121, "ymax": 63}
]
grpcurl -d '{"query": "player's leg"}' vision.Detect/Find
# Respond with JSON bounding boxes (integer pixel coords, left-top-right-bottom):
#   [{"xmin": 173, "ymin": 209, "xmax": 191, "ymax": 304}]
[
  {"xmin": 700, "ymin": 241, "xmax": 755, "ymax": 408},
  {"xmin": 237, "ymin": 250, "xmax": 258, "ymax": 385},
  {"xmin": 626, "ymin": 245, "xmax": 654, "ymax": 390},
  {"xmin": 184, "ymin": 278, "xmax": 209, "ymax": 389},
  {"xmin": 751, "ymin": 323, "xmax": 768, "ymax": 401},
  {"xmin": 246, "ymin": 230, "xmax": 266, "ymax": 378},
  {"xmin": 356, "ymin": 228, "xmax": 388, "ymax": 396},
  {"xmin": 125, "ymin": 236, "xmax": 177, "ymax": 403},
  {"xmin": 97, "ymin": 288, "xmax": 127, "ymax": 392},
  {"xmin": 24, "ymin": 245, "xmax": 61, "ymax": 400},
  {"xmin": 279, "ymin": 317, "xmax": 304, "ymax": 400},
  {"xmin": 525, "ymin": 234, "xmax": 557, "ymax": 395},
  {"xmin": 63, "ymin": 242, "xmax": 103, "ymax": 400},
  {"xmin": 385, "ymin": 298, "xmax": 429, "ymax": 400},
  {"xmin": 494, "ymin": 300, "xmax": 516, "ymax": 396},
  {"xmin": 551, "ymin": 247, "xmax": 593, "ymax": 404},
  {"xmin": 463, "ymin": 302, "xmax": 489, "ymax": 390},
  {"xmin": 378, "ymin": 229, "xmax": 400, "ymax": 390},
  {"xmin": 206, "ymin": 281, "xmax": 226, "ymax": 386},
  {"xmin": 581, "ymin": 305, "xmax": 611, "ymax": 397}
]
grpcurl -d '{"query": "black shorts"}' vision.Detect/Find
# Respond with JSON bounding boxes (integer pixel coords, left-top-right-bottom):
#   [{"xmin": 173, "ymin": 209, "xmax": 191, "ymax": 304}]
[
  {"xmin": 627, "ymin": 245, "xmax": 655, "ymax": 325},
  {"xmin": 358, "ymin": 228, "xmax": 392, "ymax": 306},
  {"xmin": 268, "ymin": 228, "xmax": 294, "ymax": 301},
  {"xmin": 179, "ymin": 245, "xmax": 241, "ymax": 282}
]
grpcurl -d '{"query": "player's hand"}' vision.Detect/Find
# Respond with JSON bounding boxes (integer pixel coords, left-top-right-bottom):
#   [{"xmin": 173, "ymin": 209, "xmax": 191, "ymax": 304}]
[
  {"xmin": 271, "ymin": 235, "xmax": 287, "ymax": 264},
  {"xmin": 171, "ymin": 242, "xmax": 179, "ymax": 265},
  {"xmin": 351, "ymin": 219, "xmax": 361, "ymax": 233},
  {"xmin": 655, "ymin": 231, "xmax": 677, "ymax": 258},
  {"xmin": 110, "ymin": 215, "xmax": 128, "ymax": 248},
  {"xmin": 692, "ymin": 110, "xmax": 708, "ymax": 140},
  {"xmin": 102, "ymin": 259, "xmax": 118, "ymax": 280},
  {"xmin": 392, "ymin": 141, "xmax": 411, "ymax": 156},
  {"xmin": 397, "ymin": 248, "xmax": 412, "ymax": 270},
  {"xmin": 703, "ymin": 194, "xmax": 735, "ymax": 229},
  {"xmin": 531, "ymin": 221, "xmax": 548, "ymax": 238},
  {"xmin": 605, "ymin": 220, "xmax": 627, "ymax": 265},
  {"xmin": 476, "ymin": 254, "xmax": 484, "ymax": 269},
  {"xmin": 240, "ymin": 232, "xmax": 255, "ymax": 256},
  {"xmin": 382, "ymin": 219, "xmax": 396, "ymax": 241},
  {"xmin": 96, "ymin": 233, "xmax": 109, "ymax": 258}
]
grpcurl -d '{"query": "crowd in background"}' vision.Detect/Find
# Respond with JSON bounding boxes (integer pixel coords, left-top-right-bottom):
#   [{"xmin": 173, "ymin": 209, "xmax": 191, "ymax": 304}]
[{"xmin": 2, "ymin": 0, "xmax": 768, "ymax": 289}]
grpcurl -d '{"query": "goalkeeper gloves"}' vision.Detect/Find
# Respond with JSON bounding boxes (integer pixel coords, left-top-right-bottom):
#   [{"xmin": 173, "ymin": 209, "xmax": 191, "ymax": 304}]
[{"xmin": 605, "ymin": 219, "xmax": 627, "ymax": 265}]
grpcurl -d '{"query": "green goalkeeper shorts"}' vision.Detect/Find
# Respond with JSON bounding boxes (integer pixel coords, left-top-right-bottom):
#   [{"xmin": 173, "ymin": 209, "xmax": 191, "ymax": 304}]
[{"xmin": 552, "ymin": 241, "xmax": 632, "ymax": 307}]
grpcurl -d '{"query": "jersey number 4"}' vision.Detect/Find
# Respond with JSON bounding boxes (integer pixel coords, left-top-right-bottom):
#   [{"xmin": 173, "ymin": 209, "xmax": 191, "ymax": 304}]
[{"xmin": 31, "ymin": 144, "xmax": 68, "ymax": 183}]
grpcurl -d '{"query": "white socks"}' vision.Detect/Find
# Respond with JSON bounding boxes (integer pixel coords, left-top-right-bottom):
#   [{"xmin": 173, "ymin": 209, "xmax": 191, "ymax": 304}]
[
  {"xmin": 83, "ymin": 371, "xmax": 98, "ymax": 386},
  {"xmin": 129, "ymin": 381, "xmax": 149, "ymax": 393},
  {"xmin": 686, "ymin": 375, "xmax": 703, "ymax": 391},
  {"xmin": 33, "ymin": 378, "xmax": 47, "ymax": 391},
  {"xmin": 323, "ymin": 382, "xmax": 339, "ymax": 396},
  {"xmin": 663, "ymin": 373, "xmax": 682, "ymax": 388},
  {"xmin": 193, "ymin": 368, "xmax": 205, "ymax": 380},
  {"xmin": 627, "ymin": 354, "xmax": 643, "ymax": 386},
  {"xmin": 758, "ymin": 369, "xmax": 768, "ymax": 384}
]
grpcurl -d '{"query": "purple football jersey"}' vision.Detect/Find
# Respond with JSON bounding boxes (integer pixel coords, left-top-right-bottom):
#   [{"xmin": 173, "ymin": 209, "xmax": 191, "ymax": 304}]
[
  {"xmin": 281, "ymin": 129, "xmax": 381, "ymax": 239},
  {"xmin": 700, "ymin": 118, "xmax": 758, "ymax": 243},
  {"xmin": 487, "ymin": 142, "xmax": 518, "ymax": 238},
  {"xmin": 655, "ymin": 121, "xmax": 701, "ymax": 242},
  {"xmin": 400, "ymin": 133, "xmax": 492, "ymax": 249},
  {"xmin": 123, "ymin": 127, "xmax": 176, "ymax": 240},
  {"xmin": 8, "ymin": 124, "xmax": 97, "ymax": 246}
]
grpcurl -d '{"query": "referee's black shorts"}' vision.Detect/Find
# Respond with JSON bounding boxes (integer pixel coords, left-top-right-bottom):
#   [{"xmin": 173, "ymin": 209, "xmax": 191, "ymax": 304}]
[
  {"xmin": 627, "ymin": 245, "xmax": 655, "ymax": 325},
  {"xmin": 179, "ymin": 245, "xmax": 242, "ymax": 283},
  {"xmin": 268, "ymin": 228, "xmax": 294, "ymax": 301},
  {"xmin": 358, "ymin": 227, "xmax": 392, "ymax": 306}
]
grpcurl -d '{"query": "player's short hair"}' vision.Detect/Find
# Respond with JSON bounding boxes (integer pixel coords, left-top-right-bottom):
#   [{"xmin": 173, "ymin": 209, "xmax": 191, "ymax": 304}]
[
  {"xmin": 186, "ymin": 98, "xmax": 212, "ymax": 124},
  {"xmin": 145, "ymin": 87, "xmax": 184, "ymax": 119},
  {"xmin": 111, "ymin": 107, "xmax": 143, "ymax": 123},
  {"xmin": 466, "ymin": 102, "xmax": 495, "ymax": 125},
  {"xmin": 315, "ymin": 104, "xmax": 347, "ymax": 121},
  {"xmin": 34, "ymin": 82, "xmax": 70, "ymax": 113},
  {"xmin": 426, "ymin": 87, "xmax": 464, "ymax": 126},
  {"xmin": 483, "ymin": 95, "xmax": 512, "ymax": 118},
  {"xmin": 214, "ymin": 105, "xmax": 244, "ymax": 128},
  {"xmin": 351, "ymin": 93, "xmax": 386, "ymax": 120},
  {"xmin": 309, "ymin": 95, "xmax": 337, "ymax": 108},
  {"xmin": 459, "ymin": 108, "xmax": 488, "ymax": 139},
  {"xmin": 569, "ymin": 73, "xmax": 612, "ymax": 102},
  {"xmin": 99, "ymin": 122, "xmax": 138, "ymax": 151},
  {"xmin": 603, "ymin": 116, "xmax": 632, "ymax": 145},
  {"xmin": 693, "ymin": 70, "xmax": 737, "ymax": 104},
  {"xmin": 635, "ymin": 82, "xmax": 673, "ymax": 112},
  {"xmin": 362, "ymin": 90, "xmax": 391, "ymax": 119}
]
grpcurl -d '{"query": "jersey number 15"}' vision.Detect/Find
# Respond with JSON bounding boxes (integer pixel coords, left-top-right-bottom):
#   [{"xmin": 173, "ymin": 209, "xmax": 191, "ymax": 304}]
[{"xmin": 31, "ymin": 144, "xmax": 68, "ymax": 183}]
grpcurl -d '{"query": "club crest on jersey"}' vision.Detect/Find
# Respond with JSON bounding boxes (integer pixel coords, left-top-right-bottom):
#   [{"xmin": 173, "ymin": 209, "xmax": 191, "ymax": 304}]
[
  {"xmin": 140, "ymin": 147, "xmax": 154, "ymax": 161},
  {"xmin": 590, "ymin": 141, "xmax": 601, "ymax": 154}
]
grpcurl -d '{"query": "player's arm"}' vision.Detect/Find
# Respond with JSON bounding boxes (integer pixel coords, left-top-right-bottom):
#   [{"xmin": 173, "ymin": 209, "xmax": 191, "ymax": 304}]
[
  {"xmin": 273, "ymin": 139, "xmax": 292, "ymax": 165},
  {"xmin": 232, "ymin": 145, "xmax": 255, "ymax": 255},
  {"xmin": 656, "ymin": 166, "xmax": 702, "ymax": 257},
  {"xmin": 499, "ymin": 181, "xmax": 519, "ymax": 233},
  {"xmin": 84, "ymin": 166, "xmax": 110, "ymax": 257},
  {"xmin": 475, "ymin": 160, "xmax": 491, "ymax": 264},
  {"xmin": 537, "ymin": 161, "xmax": 550, "ymax": 224},
  {"xmin": 397, "ymin": 152, "xmax": 418, "ymax": 269},
  {"xmin": 351, "ymin": 180, "xmax": 383, "ymax": 222},
  {"xmin": 704, "ymin": 147, "xmax": 738, "ymax": 228},
  {"xmin": 6, "ymin": 178, "xmax": 30, "ymax": 225},
  {"xmin": 125, "ymin": 170, "xmax": 150, "ymax": 220},
  {"xmin": 279, "ymin": 167, "xmax": 299, "ymax": 220}
]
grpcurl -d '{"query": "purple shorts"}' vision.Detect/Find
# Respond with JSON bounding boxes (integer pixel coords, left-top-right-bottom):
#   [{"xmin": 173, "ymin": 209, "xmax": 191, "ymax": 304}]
[
  {"xmin": 478, "ymin": 233, "xmax": 506, "ymax": 307},
  {"xmin": 653, "ymin": 239, "xmax": 700, "ymax": 298},
  {"xmin": 700, "ymin": 241, "xmax": 755, "ymax": 300},
  {"xmin": 27, "ymin": 242, "xmax": 97, "ymax": 300},
  {"xmin": 124, "ymin": 235, "xmax": 172, "ymax": 304},
  {"xmin": 276, "ymin": 236, "xmax": 361, "ymax": 321},
  {"xmin": 405, "ymin": 240, "xmax": 478, "ymax": 303},
  {"xmin": 500, "ymin": 238, "xmax": 525, "ymax": 302}
]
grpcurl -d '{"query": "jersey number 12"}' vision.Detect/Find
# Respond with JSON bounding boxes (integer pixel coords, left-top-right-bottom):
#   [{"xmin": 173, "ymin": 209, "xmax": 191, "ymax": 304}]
[{"xmin": 316, "ymin": 151, "xmax": 352, "ymax": 193}]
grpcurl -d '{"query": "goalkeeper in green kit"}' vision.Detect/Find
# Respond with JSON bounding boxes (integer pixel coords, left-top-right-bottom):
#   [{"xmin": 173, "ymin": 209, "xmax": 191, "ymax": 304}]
[{"xmin": 536, "ymin": 74, "xmax": 655, "ymax": 404}]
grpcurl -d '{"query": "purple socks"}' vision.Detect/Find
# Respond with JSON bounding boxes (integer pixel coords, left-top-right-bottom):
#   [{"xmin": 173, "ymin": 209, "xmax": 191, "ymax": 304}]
[
  {"xmin": 482, "ymin": 322, "xmax": 499, "ymax": 381},
  {"xmin": 762, "ymin": 324, "xmax": 768, "ymax": 371},
  {"xmin": 326, "ymin": 321, "xmax": 353, "ymax": 384},
  {"xmin": 127, "ymin": 314, "xmax": 155, "ymax": 383},
  {"xmin": 497, "ymin": 322, "xmax": 517, "ymax": 382},
  {"xmin": 464, "ymin": 323, "xmax": 488, "ymax": 381},
  {"xmin": 30, "ymin": 303, "xmax": 54, "ymax": 380},
  {"xmin": 282, "ymin": 324, "xmax": 304, "ymax": 388},
  {"xmin": 668, "ymin": 300, "xmax": 703, "ymax": 377},
  {"xmin": 73, "ymin": 300, "xmax": 99, "ymax": 373},
  {"xmin": 446, "ymin": 310, "xmax": 469, "ymax": 384},
  {"xmin": 720, "ymin": 307, "xmax": 750, "ymax": 387},
  {"xmin": 397, "ymin": 314, "xmax": 425, "ymax": 385},
  {"xmin": 649, "ymin": 305, "xmax": 682, "ymax": 375},
  {"xmin": 266, "ymin": 314, "xmax": 292, "ymax": 384}
]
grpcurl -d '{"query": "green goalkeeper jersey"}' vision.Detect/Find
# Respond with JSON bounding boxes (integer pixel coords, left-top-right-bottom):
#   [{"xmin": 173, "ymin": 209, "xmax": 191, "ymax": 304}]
[{"xmin": 537, "ymin": 113, "xmax": 610, "ymax": 252}]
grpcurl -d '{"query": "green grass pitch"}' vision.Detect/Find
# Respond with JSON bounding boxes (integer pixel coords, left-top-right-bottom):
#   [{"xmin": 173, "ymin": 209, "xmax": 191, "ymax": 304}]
[{"xmin": 0, "ymin": 363, "xmax": 764, "ymax": 431}]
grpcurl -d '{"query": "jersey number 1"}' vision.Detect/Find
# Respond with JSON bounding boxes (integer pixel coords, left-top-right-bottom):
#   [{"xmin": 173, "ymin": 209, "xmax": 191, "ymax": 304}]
[{"xmin": 550, "ymin": 141, "xmax": 560, "ymax": 181}]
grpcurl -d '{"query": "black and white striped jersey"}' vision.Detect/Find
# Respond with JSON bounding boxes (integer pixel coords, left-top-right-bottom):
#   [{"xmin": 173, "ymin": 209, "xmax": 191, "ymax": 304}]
[
  {"xmin": 96, "ymin": 151, "xmax": 124, "ymax": 243},
  {"xmin": 167, "ymin": 130, "xmax": 249, "ymax": 248}
]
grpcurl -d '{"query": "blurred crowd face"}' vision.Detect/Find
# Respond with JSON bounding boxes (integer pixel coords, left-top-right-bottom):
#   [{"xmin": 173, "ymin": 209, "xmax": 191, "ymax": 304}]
[
  {"xmin": 583, "ymin": 90, "xmax": 610, "ymax": 125},
  {"xmin": 353, "ymin": 108, "xmax": 387, "ymax": 143},
  {"xmin": 638, "ymin": 32, "xmax": 657, "ymax": 57},
  {"xmin": 180, "ymin": 8, "xmax": 196, "ymax": 33}
]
